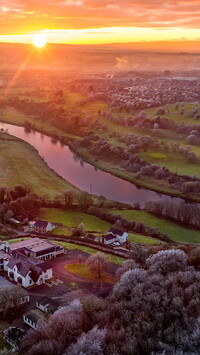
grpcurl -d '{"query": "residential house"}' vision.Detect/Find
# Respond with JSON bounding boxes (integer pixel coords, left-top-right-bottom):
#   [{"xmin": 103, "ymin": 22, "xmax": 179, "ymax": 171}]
[
  {"xmin": 108, "ymin": 228, "xmax": 128, "ymax": 244},
  {"xmin": 7, "ymin": 253, "xmax": 53, "ymax": 288},
  {"xmin": 0, "ymin": 250, "xmax": 11, "ymax": 271},
  {"xmin": 86, "ymin": 234, "xmax": 104, "ymax": 243},
  {"xmin": 33, "ymin": 220, "xmax": 56, "ymax": 234},
  {"xmin": 23, "ymin": 309, "xmax": 46, "ymax": 329},
  {"xmin": 103, "ymin": 234, "xmax": 117, "ymax": 245},
  {"xmin": 36, "ymin": 297, "xmax": 60, "ymax": 314}
]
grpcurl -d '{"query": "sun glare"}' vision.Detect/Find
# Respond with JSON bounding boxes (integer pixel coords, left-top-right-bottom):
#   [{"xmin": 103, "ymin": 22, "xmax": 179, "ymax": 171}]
[{"xmin": 33, "ymin": 34, "xmax": 46, "ymax": 48}]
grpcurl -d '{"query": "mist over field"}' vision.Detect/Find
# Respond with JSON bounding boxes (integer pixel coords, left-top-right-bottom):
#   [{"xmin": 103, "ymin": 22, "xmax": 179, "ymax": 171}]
[{"xmin": 1, "ymin": 42, "xmax": 200, "ymax": 74}]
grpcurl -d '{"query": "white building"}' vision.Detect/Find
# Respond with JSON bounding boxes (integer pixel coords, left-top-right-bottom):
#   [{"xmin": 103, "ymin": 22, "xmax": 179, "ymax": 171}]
[
  {"xmin": 23, "ymin": 309, "xmax": 46, "ymax": 329},
  {"xmin": 108, "ymin": 228, "xmax": 128, "ymax": 244},
  {"xmin": 32, "ymin": 220, "xmax": 56, "ymax": 234},
  {"xmin": 103, "ymin": 234, "xmax": 117, "ymax": 245},
  {"xmin": 7, "ymin": 253, "xmax": 53, "ymax": 288}
]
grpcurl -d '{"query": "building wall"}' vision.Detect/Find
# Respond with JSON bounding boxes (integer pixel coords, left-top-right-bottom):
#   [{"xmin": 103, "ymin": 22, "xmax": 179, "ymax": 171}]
[
  {"xmin": 104, "ymin": 237, "xmax": 116, "ymax": 245},
  {"xmin": 23, "ymin": 315, "xmax": 37, "ymax": 330},
  {"xmin": 7, "ymin": 266, "xmax": 53, "ymax": 288}
]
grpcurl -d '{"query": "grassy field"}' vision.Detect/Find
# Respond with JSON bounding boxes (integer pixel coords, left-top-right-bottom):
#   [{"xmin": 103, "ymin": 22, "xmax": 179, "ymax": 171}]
[
  {"xmin": 39, "ymin": 208, "xmax": 161, "ymax": 244},
  {"xmin": 39, "ymin": 208, "xmax": 112, "ymax": 232},
  {"xmin": 141, "ymin": 150, "xmax": 200, "ymax": 178},
  {"xmin": 54, "ymin": 241, "xmax": 125, "ymax": 265},
  {"xmin": 128, "ymin": 232, "xmax": 162, "ymax": 245},
  {"xmin": 65, "ymin": 263, "xmax": 116, "ymax": 283},
  {"xmin": 0, "ymin": 135, "xmax": 77, "ymax": 199},
  {"xmin": 112, "ymin": 209, "xmax": 200, "ymax": 244}
]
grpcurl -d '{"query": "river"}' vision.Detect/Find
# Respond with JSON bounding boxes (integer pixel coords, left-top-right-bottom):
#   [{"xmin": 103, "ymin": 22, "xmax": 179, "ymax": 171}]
[{"xmin": 0, "ymin": 122, "xmax": 184, "ymax": 206}]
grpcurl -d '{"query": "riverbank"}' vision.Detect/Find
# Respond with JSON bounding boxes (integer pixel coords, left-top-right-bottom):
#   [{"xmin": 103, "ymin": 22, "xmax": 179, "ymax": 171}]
[
  {"xmin": 0, "ymin": 132, "xmax": 78, "ymax": 198},
  {"xmin": 0, "ymin": 115, "xmax": 199, "ymax": 204}
]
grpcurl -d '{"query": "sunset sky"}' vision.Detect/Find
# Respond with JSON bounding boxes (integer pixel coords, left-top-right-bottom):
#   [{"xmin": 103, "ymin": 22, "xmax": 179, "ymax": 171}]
[{"xmin": 0, "ymin": 0, "xmax": 200, "ymax": 44}]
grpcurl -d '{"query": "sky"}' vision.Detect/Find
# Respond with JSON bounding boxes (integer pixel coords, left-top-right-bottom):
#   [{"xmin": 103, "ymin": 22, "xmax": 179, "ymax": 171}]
[{"xmin": 0, "ymin": 0, "xmax": 200, "ymax": 44}]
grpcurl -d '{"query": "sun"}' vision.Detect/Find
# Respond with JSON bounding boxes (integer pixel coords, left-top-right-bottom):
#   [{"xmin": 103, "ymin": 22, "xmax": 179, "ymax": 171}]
[{"xmin": 33, "ymin": 34, "xmax": 46, "ymax": 48}]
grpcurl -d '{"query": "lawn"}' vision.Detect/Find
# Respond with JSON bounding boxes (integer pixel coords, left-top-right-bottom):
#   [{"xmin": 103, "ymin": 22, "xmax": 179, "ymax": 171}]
[
  {"xmin": 128, "ymin": 232, "xmax": 162, "ymax": 245},
  {"xmin": 112, "ymin": 209, "xmax": 200, "ymax": 244},
  {"xmin": 0, "ymin": 135, "xmax": 77, "ymax": 199},
  {"xmin": 54, "ymin": 241, "xmax": 125, "ymax": 265},
  {"xmin": 141, "ymin": 150, "xmax": 200, "ymax": 178},
  {"xmin": 143, "ymin": 103, "xmax": 200, "ymax": 126},
  {"xmin": 64, "ymin": 263, "xmax": 116, "ymax": 284},
  {"xmin": 39, "ymin": 208, "xmax": 112, "ymax": 232}
]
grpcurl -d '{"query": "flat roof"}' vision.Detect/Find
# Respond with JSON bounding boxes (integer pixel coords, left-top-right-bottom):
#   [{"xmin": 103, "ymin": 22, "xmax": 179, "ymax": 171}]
[{"xmin": 9, "ymin": 238, "xmax": 57, "ymax": 253}]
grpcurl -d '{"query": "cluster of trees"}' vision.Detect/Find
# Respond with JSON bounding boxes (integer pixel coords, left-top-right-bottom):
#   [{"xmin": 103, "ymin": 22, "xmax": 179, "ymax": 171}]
[
  {"xmin": 21, "ymin": 248, "xmax": 200, "ymax": 354},
  {"xmin": 0, "ymin": 285, "xmax": 27, "ymax": 318},
  {"xmin": 5, "ymin": 96, "xmax": 86, "ymax": 136},
  {"xmin": 0, "ymin": 185, "xmax": 41, "ymax": 222},
  {"xmin": 145, "ymin": 200, "xmax": 200, "ymax": 229}
]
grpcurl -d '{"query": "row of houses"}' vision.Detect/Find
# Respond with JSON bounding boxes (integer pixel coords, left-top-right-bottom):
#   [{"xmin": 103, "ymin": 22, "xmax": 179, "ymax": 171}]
[
  {"xmin": 3, "ymin": 297, "xmax": 62, "ymax": 351},
  {"xmin": 0, "ymin": 237, "xmax": 64, "ymax": 288}
]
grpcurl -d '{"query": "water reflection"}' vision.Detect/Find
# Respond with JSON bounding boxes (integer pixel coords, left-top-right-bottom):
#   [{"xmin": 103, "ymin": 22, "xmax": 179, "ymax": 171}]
[{"xmin": 0, "ymin": 121, "xmax": 184, "ymax": 206}]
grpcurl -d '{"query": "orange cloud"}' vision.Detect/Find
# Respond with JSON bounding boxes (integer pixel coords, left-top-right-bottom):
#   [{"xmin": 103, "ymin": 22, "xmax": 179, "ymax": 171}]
[{"xmin": 0, "ymin": 0, "xmax": 200, "ymax": 43}]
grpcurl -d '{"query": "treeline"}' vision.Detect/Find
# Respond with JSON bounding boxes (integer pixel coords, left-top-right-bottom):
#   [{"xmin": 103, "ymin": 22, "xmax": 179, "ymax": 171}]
[
  {"xmin": 21, "ymin": 247, "xmax": 200, "ymax": 355},
  {"xmin": 146, "ymin": 200, "xmax": 200, "ymax": 229},
  {"xmin": 0, "ymin": 185, "xmax": 41, "ymax": 222},
  {"xmin": 86, "ymin": 206, "xmax": 172, "ymax": 243}
]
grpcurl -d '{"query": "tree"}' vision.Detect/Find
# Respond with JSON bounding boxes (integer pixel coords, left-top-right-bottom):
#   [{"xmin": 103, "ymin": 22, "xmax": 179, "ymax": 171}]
[
  {"xmin": 22, "ymin": 300, "xmax": 84, "ymax": 354},
  {"xmin": 65, "ymin": 326, "xmax": 106, "ymax": 355},
  {"xmin": 86, "ymin": 253, "xmax": 109, "ymax": 279},
  {"xmin": 63, "ymin": 190, "xmax": 76, "ymax": 207},
  {"xmin": 0, "ymin": 285, "xmax": 27, "ymax": 317},
  {"xmin": 146, "ymin": 249, "xmax": 188, "ymax": 274}
]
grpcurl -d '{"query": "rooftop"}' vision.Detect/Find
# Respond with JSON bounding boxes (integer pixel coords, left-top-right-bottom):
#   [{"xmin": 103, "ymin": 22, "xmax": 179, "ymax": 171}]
[
  {"xmin": 24, "ymin": 309, "xmax": 46, "ymax": 323},
  {"xmin": 9, "ymin": 237, "xmax": 58, "ymax": 253},
  {"xmin": 109, "ymin": 228, "xmax": 125, "ymax": 236},
  {"xmin": 104, "ymin": 234, "xmax": 116, "ymax": 241}
]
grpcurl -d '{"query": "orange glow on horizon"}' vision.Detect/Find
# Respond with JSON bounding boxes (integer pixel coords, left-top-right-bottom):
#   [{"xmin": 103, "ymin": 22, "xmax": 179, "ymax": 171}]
[{"xmin": 0, "ymin": 27, "xmax": 200, "ymax": 48}]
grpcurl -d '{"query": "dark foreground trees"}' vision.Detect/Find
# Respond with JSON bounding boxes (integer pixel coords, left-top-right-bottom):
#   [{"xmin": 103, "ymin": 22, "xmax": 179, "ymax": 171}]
[{"xmin": 22, "ymin": 249, "xmax": 200, "ymax": 355}]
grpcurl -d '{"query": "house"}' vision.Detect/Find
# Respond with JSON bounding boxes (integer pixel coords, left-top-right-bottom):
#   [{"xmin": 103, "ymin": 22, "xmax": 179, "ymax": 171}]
[
  {"xmin": 33, "ymin": 220, "xmax": 56, "ymax": 234},
  {"xmin": 23, "ymin": 309, "xmax": 46, "ymax": 329},
  {"xmin": 0, "ymin": 249, "xmax": 11, "ymax": 271},
  {"xmin": 108, "ymin": 228, "xmax": 128, "ymax": 244},
  {"xmin": 86, "ymin": 234, "xmax": 104, "ymax": 243},
  {"xmin": 9, "ymin": 237, "xmax": 64, "ymax": 261},
  {"xmin": 36, "ymin": 297, "xmax": 60, "ymax": 314},
  {"xmin": 3, "ymin": 327, "xmax": 26, "ymax": 352},
  {"xmin": 103, "ymin": 234, "xmax": 117, "ymax": 245},
  {"xmin": 7, "ymin": 253, "xmax": 53, "ymax": 288}
]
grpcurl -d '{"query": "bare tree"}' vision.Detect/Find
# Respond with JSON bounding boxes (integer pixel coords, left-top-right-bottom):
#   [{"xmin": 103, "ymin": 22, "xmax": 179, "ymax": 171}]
[{"xmin": 86, "ymin": 253, "xmax": 109, "ymax": 279}]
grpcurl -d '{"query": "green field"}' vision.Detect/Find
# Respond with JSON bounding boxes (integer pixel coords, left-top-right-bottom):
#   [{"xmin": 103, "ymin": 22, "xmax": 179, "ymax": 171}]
[
  {"xmin": 55, "ymin": 241, "xmax": 125, "ymax": 265},
  {"xmin": 112, "ymin": 209, "xmax": 200, "ymax": 244},
  {"xmin": 39, "ymin": 208, "xmax": 112, "ymax": 232},
  {"xmin": 65, "ymin": 263, "xmax": 117, "ymax": 283},
  {"xmin": 0, "ymin": 134, "xmax": 77, "ymax": 199},
  {"xmin": 128, "ymin": 232, "xmax": 162, "ymax": 245},
  {"xmin": 39, "ymin": 208, "xmax": 161, "ymax": 244},
  {"xmin": 141, "ymin": 150, "xmax": 200, "ymax": 178}
]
